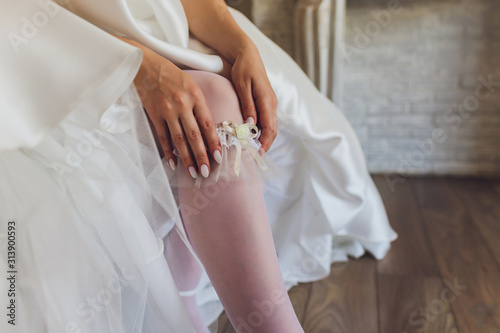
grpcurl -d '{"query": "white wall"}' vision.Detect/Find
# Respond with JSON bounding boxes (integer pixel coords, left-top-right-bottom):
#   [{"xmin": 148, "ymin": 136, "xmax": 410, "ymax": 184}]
[
  {"xmin": 248, "ymin": 0, "xmax": 500, "ymax": 176},
  {"xmin": 343, "ymin": 0, "xmax": 500, "ymax": 176}
]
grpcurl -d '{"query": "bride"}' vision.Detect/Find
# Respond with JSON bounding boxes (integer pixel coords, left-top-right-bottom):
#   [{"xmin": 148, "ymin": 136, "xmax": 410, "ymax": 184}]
[{"xmin": 0, "ymin": 0, "xmax": 397, "ymax": 332}]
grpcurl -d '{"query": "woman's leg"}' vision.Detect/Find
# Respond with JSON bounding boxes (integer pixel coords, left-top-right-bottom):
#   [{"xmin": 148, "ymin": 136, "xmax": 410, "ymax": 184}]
[
  {"xmin": 175, "ymin": 70, "xmax": 303, "ymax": 333},
  {"xmin": 164, "ymin": 224, "xmax": 208, "ymax": 332}
]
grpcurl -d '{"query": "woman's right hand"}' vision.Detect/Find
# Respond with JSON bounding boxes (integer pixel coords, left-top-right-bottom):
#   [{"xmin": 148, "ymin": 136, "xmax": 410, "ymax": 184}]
[{"xmin": 129, "ymin": 41, "xmax": 222, "ymax": 179}]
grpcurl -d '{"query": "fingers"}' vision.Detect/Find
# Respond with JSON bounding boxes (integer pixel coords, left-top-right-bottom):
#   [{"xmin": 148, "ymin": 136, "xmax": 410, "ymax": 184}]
[
  {"xmin": 151, "ymin": 117, "xmax": 177, "ymax": 171},
  {"xmin": 193, "ymin": 100, "xmax": 223, "ymax": 165},
  {"xmin": 234, "ymin": 78, "xmax": 257, "ymax": 125},
  {"xmin": 165, "ymin": 118, "xmax": 196, "ymax": 179},
  {"xmin": 179, "ymin": 111, "xmax": 212, "ymax": 179},
  {"xmin": 138, "ymin": 61, "xmax": 221, "ymax": 178},
  {"xmin": 253, "ymin": 81, "xmax": 278, "ymax": 152}
]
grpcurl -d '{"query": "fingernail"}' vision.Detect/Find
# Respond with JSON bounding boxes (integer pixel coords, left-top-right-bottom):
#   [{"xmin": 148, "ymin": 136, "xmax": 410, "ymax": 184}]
[
  {"xmin": 188, "ymin": 166, "xmax": 197, "ymax": 179},
  {"xmin": 200, "ymin": 164, "xmax": 209, "ymax": 178},
  {"xmin": 213, "ymin": 150, "xmax": 222, "ymax": 164},
  {"xmin": 246, "ymin": 117, "xmax": 255, "ymax": 124},
  {"xmin": 168, "ymin": 159, "xmax": 176, "ymax": 171}
]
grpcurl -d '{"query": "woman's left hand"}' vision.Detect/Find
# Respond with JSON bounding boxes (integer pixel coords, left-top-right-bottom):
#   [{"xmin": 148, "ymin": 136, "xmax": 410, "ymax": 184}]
[{"xmin": 226, "ymin": 43, "xmax": 278, "ymax": 152}]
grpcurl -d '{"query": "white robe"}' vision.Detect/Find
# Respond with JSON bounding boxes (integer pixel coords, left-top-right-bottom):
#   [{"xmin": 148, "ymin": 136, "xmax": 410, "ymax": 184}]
[{"xmin": 0, "ymin": 0, "xmax": 397, "ymax": 332}]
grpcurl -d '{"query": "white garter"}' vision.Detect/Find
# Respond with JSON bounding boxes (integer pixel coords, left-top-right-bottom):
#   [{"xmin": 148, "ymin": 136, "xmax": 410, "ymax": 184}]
[
  {"xmin": 216, "ymin": 122, "xmax": 262, "ymax": 151},
  {"xmin": 169, "ymin": 121, "xmax": 274, "ymax": 189}
]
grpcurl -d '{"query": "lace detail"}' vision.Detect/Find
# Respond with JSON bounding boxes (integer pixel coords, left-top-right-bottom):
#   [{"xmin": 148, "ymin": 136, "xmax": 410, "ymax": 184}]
[{"xmin": 217, "ymin": 123, "xmax": 262, "ymax": 151}]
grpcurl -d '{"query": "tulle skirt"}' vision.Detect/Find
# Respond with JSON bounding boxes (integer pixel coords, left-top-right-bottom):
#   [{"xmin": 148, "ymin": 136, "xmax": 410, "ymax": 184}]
[{"xmin": 0, "ymin": 85, "xmax": 200, "ymax": 333}]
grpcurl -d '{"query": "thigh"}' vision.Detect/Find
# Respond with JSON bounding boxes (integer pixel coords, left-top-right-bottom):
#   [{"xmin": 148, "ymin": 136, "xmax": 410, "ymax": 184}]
[{"xmin": 183, "ymin": 70, "xmax": 244, "ymax": 125}]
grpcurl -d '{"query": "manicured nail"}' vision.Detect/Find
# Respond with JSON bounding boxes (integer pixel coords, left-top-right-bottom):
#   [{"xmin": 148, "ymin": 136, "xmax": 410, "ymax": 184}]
[
  {"xmin": 188, "ymin": 166, "xmax": 197, "ymax": 179},
  {"xmin": 246, "ymin": 117, "xmax": 255, "ymax": 124},
  {"xmin": 213, "ymin": 150, "xmax": 222, "ymax": 164},
  {"xmin": 200, "ymin": 164, "xmax": 209, "ymax": 178},
  {"xmin": 168, "ymin": 159, "xmax": 176, "ymax": 171}
]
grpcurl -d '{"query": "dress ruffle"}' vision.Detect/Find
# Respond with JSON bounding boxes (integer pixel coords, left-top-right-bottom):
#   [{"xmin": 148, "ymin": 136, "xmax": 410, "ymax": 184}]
[{"xmin": 0, "ymin": 85, "xmax": 199, "ymax": 333}]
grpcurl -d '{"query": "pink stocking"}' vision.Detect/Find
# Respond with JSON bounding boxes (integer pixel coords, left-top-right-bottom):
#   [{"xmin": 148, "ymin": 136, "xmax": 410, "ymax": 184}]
[
  {"xmin": 173, "ymin": 70, "xmax": 304, "ymax": 333},
  {"xmin": 164, "ymin": 225, "xmax": 209, "ymax": 333}
]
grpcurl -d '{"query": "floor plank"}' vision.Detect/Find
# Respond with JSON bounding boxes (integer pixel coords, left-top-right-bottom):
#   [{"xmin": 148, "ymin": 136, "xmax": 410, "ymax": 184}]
[
  {"xmin": 375, "ymin": 176, "xmax": 459, "ymax": 333},
  {"xmin": 302, "ymin": 257, "xmax": 378, "ymax": 333},
  {"xmin": 449, "ymin": 179, "xmax": 500, "ymax": 268},
  {"xmin": 373, "ymin": 175, "xmax": 440, "ymax": 276},
  {"xmin": 413, "ymin": 177, "xmax": 500, "ymax": 332},
  {"xmin": 378, "ymin": 274, "xmax": 459, "ymax": 333}
]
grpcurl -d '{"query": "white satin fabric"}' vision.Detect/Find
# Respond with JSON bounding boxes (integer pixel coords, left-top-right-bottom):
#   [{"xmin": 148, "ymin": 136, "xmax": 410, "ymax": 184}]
[
  {"xmin": 0, "ymin": 0, "xmax": 142, "ymax": 150},
  {"xmin": 0, "ymin": 0, "xmax": 397, "ymax": 331}
]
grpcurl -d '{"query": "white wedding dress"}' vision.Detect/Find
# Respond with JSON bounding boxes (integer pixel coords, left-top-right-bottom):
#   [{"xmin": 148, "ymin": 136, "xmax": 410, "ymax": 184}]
[{"xmin": 0, "ymin": 0, "xmax": 397, "ymax": 332}]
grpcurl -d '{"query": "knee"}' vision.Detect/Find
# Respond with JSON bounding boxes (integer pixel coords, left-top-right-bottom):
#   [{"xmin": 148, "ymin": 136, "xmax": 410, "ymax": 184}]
[{"xmin": 185, "ymin": 71, "xmax": 243, "ymax": 124}]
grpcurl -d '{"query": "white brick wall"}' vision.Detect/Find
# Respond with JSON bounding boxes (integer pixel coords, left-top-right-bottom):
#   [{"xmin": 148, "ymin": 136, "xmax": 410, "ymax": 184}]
[
  {"xmin": 342, "ymin": 0, "xmax": 500, "ymax": 176},
  {"xmin": 249, "ymin": 0, "xmax": 500, "ymax": 176}
]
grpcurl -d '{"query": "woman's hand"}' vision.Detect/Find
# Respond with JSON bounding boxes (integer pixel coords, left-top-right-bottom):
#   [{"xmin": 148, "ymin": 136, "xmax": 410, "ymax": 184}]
[
  {"xmin": 125, "ymin": 38, "xmax": 221, "ymax": 179},
  {"xmin": 229, "ymin": 43, "xmax": 278, "ymax": 152},
  {"xmin": 180, "ymin": 0, "xmax": 278, "ymax": 152}
]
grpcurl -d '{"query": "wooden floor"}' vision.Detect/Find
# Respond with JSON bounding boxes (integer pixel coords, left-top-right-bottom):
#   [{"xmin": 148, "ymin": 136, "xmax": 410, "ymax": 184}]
[{"xmin": 214, "ymin": 176, "xmax": 500, "ymax": 333}]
